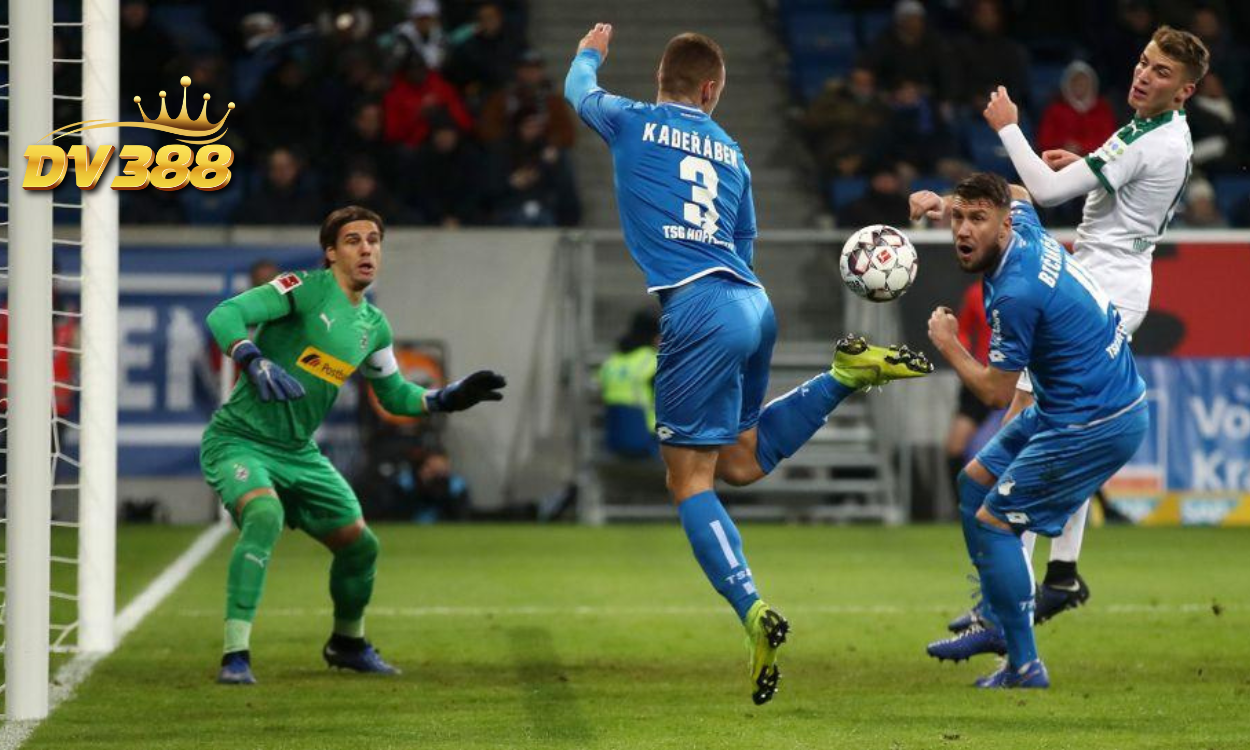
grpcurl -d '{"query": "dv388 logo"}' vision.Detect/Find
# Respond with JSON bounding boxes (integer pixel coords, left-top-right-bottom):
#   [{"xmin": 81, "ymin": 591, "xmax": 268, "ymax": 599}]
[{"xmin": 22, "ymin": 75, "xmax": 236, "ymax": 192}]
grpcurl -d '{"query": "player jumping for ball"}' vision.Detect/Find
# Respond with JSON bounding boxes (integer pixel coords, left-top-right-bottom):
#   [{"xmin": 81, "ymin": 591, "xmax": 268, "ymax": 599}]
[
  {"xmin": 203, "ymin": 206, "xmax": 506, "ymax": 685},
  {"xmin": 919, "ymin": 173, "xmax": 1148, "ymax": 687},
  {"xmin": 565, "ymin": 24, "xmax": 932, "ymax": 704},
  {"xmin": 913, "ymin": 26, "xmax": 1208, "ymax": 629}
]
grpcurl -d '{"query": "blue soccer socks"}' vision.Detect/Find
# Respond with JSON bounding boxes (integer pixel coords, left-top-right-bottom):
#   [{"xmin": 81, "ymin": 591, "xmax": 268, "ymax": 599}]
[
  {"xmin": 755, "ymin": 372, "xmax": 854, "ymax": 474},
  {"xmin": 678, "ymin": 491, "xmax": 760, "ymax": 620},
  {"xmin": 973, "ymin": 520, "xmax": 1038, "ymax": 669}
]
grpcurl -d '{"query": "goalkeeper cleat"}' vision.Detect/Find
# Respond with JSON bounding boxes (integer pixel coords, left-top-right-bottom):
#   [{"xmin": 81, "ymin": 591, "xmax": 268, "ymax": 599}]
[
  {"xmin": 974, "ymin": 658, "xmax": 1051, "ymax": 689},
  {"xmin": 926, "ymin": 621, "xmax": 1007, "ymax": 662},
  {"xmin": 744, "ymin": 600, "xmax": 789, "ymax": 705},
  {"xmin": 1034, "ymin": 574, "xmax": 1090, "ymax": 625},
  {"xmin": 217, "ymin": 650, "xmax": 256, "ymax": 685},
  {"xmin": 323, "ymin": 638, "xmax": 402, "ymax": 675},
  {"xmin": 831, "ymin": 334, "xmax": 934, "ymax": 390}
]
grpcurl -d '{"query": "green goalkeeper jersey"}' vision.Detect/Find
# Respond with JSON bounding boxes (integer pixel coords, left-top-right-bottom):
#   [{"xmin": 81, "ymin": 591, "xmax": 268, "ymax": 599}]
[{"xmin": 205, "ymin": 269, "xmax": 426, "ymax": 449}]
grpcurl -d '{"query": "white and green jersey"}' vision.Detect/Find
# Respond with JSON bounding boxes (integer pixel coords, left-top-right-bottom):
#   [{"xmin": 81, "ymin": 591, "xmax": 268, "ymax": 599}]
[{"xmin": 1078, "ymin": 109, "xmax": 1192, "ymax": 318}]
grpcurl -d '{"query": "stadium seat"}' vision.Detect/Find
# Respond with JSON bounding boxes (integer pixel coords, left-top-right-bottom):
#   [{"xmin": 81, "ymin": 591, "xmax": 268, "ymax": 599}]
[
  {"xmin": 784, "ymin": 11, "xmax": 856, "ymax": 57},
  {"xmin": 180, "ymin": 184, "xmax": 247, "ymax": 225},
  {"xmin": 149, "ymin": 5, "xmax": 222, "ymax": 54},
  {"xmin": 965, "ymin": 123, "xmax": 1016, "ymax": 177},
  {"xmin": 828, "ymin": 177, "xmax": 868, "ymax": 211},
  {"xmin": 857, "ymin": 11, "xmax": 892, "ymax": 46},
  {"xmin": 793, "ymin": 55, "xmax": 856, "ymax": 101},
  {"xmin": 1029, "ymin": 63, "xmax": 1069, "ymax": 108},
  {"xmin": 911, "ymin": 177, "xmax": 952, "ymax": 196},
  {"xmin": 1212, "ymin": 176, "xmax": 1250, "ymax": 222}
]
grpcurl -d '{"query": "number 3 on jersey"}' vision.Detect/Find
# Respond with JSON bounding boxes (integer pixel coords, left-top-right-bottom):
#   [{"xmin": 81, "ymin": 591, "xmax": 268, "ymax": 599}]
[{"xmin": 679, "ymin": 155, "xmax": 719, "ymax": 235}]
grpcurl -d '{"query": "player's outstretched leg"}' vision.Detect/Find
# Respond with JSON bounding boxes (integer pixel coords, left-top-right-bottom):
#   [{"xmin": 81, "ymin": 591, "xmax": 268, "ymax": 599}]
[
  {"xmin": 753, "ymin": 334, "xmax": 931, "ymax": 474},
  {"xmin": 218, "ymin": 493, "xmax": 284, "ymax": 685},
  {"xmin": 322, "ymin": 524, "xmax": 400, "ymax": 674}
]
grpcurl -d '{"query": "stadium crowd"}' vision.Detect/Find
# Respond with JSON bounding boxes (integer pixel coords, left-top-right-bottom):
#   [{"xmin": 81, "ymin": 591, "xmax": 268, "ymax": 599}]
[
  {"xmin": 111, "ymin": 0, "xmax": 581, "ymax": 227},
  {"xmin": 788, "ymin": 0, "xmax": 1250, "ymax": 228}
]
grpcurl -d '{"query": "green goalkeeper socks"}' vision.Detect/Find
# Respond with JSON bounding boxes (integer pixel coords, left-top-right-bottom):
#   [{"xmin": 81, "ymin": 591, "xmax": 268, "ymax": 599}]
[
  {"xmin": 223, "ymin": 619, "xmax": 252, "ymax": 654},
  {"xmin": 223, "ymin": 495, "xmax": 283, "ymax": 652},
  {"xmin": 329, "ymin": 527, "xmax": 380, "ymax": 633}
]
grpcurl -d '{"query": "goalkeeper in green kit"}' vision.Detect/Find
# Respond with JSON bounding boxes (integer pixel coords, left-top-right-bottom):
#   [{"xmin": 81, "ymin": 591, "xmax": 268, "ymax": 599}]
[{"xmin": 202, "ymin": 206, "xmax": 506, "ymax": 685}]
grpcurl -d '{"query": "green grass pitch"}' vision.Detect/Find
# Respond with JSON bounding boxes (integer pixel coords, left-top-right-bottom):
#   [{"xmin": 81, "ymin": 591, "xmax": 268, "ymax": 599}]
[{"xmin": 20, "ymin": 524, "xmax": 1250, "ymax": 750}]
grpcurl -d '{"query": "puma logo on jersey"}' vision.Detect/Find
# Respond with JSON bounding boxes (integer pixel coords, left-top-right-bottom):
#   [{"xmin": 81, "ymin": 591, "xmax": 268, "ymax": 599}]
[
  {"xmin": 320, "ymin": 313, "xmax": 334, "ymax": 331},
  {"xmin": 296, "ymin": 346, "xmax": 356, "ymax": 386}
]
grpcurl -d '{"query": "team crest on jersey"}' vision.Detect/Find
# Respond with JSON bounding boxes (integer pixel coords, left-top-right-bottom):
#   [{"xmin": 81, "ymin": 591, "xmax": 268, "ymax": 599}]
[
  {"xmin": 270, "ymin": 272, "xmax": 302, "ymax": 295},
  {"xmin": 296, "ymin": 346, "xmax": 356, "ymax": 386}
]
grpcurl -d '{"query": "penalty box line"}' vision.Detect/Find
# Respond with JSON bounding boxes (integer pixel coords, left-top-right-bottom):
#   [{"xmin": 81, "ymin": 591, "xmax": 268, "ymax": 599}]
[{"xmin": 0, "ymin": 521, "xmax": 231, "ymax": 750}]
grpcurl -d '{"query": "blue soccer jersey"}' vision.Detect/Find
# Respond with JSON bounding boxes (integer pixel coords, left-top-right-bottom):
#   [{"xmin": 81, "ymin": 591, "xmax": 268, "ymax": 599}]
[
  {"xmin": 984, "ymin": 201, "xmax": 1145, "ymax": 426},
  {"xmin": 565, "ymin": 49, "xmax": 760, "ymax": 292}
]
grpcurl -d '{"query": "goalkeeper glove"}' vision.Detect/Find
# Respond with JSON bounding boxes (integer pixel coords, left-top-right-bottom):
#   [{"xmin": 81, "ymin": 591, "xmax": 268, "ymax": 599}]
[
  {"xmin": 232, "ymin": 341, "xmax": 306, "ymax": 403},
  {"xmin": 424, "ymin": 370, "xmax": 507, "ymax": 413}
]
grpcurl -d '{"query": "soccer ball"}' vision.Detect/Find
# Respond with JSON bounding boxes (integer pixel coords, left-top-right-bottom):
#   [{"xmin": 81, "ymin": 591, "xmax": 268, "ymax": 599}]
[{"xmin": 839, "ymin": 224, "xmax": 919, "ymax": 302}]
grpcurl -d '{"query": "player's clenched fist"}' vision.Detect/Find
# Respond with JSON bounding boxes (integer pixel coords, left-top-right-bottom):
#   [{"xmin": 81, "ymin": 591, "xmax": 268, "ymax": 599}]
[
  {"xmin": 577, "ymin": 23, "xmax": 612, "ymax": 61},
  {"xmin": 983, "ymin": 85, "xmax": 1019, "ymax": 132},
  {"xmin": 909, "ymin": 190, "xmax": 947, "ymax": 223},
  {"xmin": 927, "ymin": 306, "xmax": 959, "ymax": 352},
  {"xmin": 1042, "ymin": 149, "xmax": 1081, "ymax": 171}
]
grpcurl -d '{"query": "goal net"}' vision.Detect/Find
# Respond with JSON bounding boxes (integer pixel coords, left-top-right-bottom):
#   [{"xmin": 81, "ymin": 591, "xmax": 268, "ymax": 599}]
[{"xmin": 1, "ymin": 0, "xmax": 119, "ymax": 721}]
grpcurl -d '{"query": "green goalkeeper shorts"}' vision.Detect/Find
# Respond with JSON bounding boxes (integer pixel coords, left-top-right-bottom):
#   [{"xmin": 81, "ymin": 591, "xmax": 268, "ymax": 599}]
[{"xmin": 200, "ymin": 425, "xmax": 362, "ymax": 539}]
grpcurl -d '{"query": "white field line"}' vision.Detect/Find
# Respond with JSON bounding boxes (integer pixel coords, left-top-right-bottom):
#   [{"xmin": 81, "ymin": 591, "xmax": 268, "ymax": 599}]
[
  {"xmin": 167, "ymin": 602, "xmax": 1242, "ymax": 619},
  {"xmin": 0, "ymin": 521, "xmax": 230, "ymax": 749}
]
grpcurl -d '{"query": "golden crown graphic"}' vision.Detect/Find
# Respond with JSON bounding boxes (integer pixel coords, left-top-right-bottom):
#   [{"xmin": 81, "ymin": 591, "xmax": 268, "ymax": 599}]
[
  {"xmin": 133, "ymin": 76, "xmax": 235, "ymax": 135},
  {"xmin": 43, "ymin": 75, "xmax": 237, "ymax": 145}
]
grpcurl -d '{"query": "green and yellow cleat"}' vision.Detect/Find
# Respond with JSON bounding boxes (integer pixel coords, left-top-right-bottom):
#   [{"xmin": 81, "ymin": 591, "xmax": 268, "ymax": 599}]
[
  {"xmin": 831, "ymin": 334, "xmax": 934, "ymax": 390},
  {"xmin": 744, "ymin": 600, "xmax": 789, "ymax": 705}
]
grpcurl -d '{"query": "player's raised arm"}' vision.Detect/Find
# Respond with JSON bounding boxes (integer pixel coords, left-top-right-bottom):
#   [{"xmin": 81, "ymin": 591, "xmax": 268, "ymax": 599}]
[
  {"xmin": 565, "ymin": 23, "xmax": 630, "ymax": 141},
  {"xmin": 983, "ymin": 86, "xmax": 1101, "ymax": 207}
]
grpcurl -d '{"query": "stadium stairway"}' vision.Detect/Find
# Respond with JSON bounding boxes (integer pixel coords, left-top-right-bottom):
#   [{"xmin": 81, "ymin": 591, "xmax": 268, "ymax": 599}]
[
  {"xmin": 530, "ymin": 0, "xmax": 822, "ymax": 229},
  {"xmin": 533, "ymin": 2, "xmax": 902, "ymax": 521}
]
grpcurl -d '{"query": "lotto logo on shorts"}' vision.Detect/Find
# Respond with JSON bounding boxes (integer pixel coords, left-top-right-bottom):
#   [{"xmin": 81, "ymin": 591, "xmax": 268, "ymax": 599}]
[
  {"xmin": 296, "ymin": 346, "xmax": 356, "ymax": 386},
  {"xmin": 22, "ymin": 75, "xmax": 235, "ymax": 192},
  {"xmin": 233, "ymin": 463, "xmax": 249, "ymax": 482},
  {"xmin": 656, "ymin": 426, "xmax": 675, "ymax": 441}
]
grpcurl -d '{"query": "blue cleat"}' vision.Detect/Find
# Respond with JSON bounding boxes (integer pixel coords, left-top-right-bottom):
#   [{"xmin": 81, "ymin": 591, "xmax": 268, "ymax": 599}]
[
  {"xmin": 1035, "ymin": 574, "xmax": 1090, "ymax": 624},
  {"xmin": 927, "ymin": 622, "xmax": 1008, "ymax": 662},
  {"xmin": 217, "ymin": 650, "xmax": 256, "ymax": 685},
  {"xmin": 947, "ymin": 602, "xmax": 985, "ymax": 633},
  {"xmin": 974, "ymin": 658, "xmax": 1050, "ymax": 689},
  {"xmin": 322, "ymin": 638, "xmax": 401, "ymax": 675},
  {"xmin": 948, "ymin": 574, "xmax": 987, "ymax": 633}
]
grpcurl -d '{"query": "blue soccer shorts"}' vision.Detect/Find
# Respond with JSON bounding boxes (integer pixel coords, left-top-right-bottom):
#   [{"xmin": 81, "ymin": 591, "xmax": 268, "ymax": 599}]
[
  {"xmin": 654, "ymin": 274, "xmax": 776, "ymax": 446},
  {"xmin": 975, "ymin": 399, "xmax": 1149, "ymax": 536}
]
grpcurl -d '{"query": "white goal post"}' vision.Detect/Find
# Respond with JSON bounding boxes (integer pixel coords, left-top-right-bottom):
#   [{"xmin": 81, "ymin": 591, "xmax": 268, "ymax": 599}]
[{"xmin": 3, "ymin": 0, "xmax": 119, "ymax": 721}]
